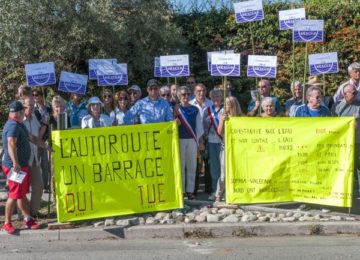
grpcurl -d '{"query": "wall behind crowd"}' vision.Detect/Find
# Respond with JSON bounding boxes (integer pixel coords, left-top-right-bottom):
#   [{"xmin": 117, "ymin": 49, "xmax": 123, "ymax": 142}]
[{"xmin": 0, "ymin": 0, "xmax": 358, "ymax": 126}]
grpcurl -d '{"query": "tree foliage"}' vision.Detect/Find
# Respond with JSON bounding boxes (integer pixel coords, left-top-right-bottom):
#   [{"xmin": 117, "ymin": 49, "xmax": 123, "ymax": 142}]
[
  {"xmin": 173, "ymin": 0, "xmax": 359, "ymax": 108},
  {"xmin": 0, "ymin": 0, "xmax": 185, "ymax": 125}
]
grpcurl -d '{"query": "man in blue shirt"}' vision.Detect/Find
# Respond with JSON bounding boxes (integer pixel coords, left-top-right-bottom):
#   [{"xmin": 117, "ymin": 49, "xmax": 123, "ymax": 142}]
[
  {"xmin": 293, "ymin": 86, "xmax": 331, "ymax": 117},
  {"xmin": 124, "ymin": 79, "xmax": 173, "ymax": 124}
]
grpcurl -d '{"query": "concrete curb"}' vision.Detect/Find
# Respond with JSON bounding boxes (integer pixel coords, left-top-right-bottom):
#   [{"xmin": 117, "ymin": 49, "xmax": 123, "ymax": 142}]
[
  {"xmin": 2, "ymin": 222, "xmax": 360, "ymax": 242},
  {"xmin": 124, "ymin": 222, "xmax": 360, "ymax": 239}
]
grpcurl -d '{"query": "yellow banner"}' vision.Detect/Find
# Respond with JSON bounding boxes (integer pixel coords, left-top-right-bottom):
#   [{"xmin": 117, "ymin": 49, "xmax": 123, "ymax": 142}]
[
  {"xmin": 52, "ymin": 122, "xmax": 183, "ymax": 222},
  {"xmin": 226, "ymin": 117, "xmax": 354, "ymax": 207}
]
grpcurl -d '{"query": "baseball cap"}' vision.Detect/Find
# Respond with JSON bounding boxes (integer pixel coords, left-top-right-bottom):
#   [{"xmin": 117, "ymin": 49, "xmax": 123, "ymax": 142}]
[
  {"xmin": 127, "ymin": 85, "xmax": 142, "ymax": 95},
  {"xmin": 147, "ymin": 79, "xmax": 160, "ymax": 88},
  {"xmin": 9, "ymin": 101, "xmax": 26, "ymax": 112}
]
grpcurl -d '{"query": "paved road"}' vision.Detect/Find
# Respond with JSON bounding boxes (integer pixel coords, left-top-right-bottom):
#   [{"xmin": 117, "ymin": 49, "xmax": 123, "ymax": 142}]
[{"xmin": 0, "ymin": 235, "xmax": 358, "ymax": 259}]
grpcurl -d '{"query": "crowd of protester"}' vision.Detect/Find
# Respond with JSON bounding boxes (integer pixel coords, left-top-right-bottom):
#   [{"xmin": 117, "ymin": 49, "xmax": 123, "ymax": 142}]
[{"xmin": 0, "ymin": 62, "xmax": 359, "ymax": 234}]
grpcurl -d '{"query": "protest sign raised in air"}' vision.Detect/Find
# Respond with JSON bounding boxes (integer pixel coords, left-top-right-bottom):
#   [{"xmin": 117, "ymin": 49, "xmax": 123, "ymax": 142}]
[
  {"xmin": 58, "ymin": 71, "xmax": 88, "ymax": 95},
  {"xmin": 293, "ymin": 20, "xmax": 324, "ymax": 43},
  {"xmin": 160, "ymin": 55, "xmax": 190, "ymax": 77},
  {"xmin": 207, "ymin": 50, "xmax": 234, "ymax": 71},
  {"xmin": 88, "ymin": 59, "xmax": 117, "ymax": 80},
  {"xmin": 309, "ymin": 52, "xmax": 339, "ymax": 76},
  {"xmin": 25, "ymin": 62, "xmax": 56, "ymax": 87},
  {"xmin": 247, "ymin": 55, "xmax": 277, "ymax": 78},
  {"xmin": 97, "ymin": 63, "xmax": 128, "ymax": 86},
  {"xmin": 52, "ymin": 122, "xmax": 183, "ymax": 222},
  {"xmin": 210, "ymin": 53, "xmax": 241, "ymax": 77},
  {"xmin": 234, "ymin": 0, "xmax": 264, "ymax": 24},
  {"xmin": 278, "ymin": 8, "xmax": 306, "ymax": 30}
]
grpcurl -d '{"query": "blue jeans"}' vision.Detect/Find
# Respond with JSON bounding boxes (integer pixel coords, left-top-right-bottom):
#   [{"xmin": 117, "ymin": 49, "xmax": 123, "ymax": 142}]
[{"xmin": 208, "ymin": 142, "xmax": 222, "ymax": 193}]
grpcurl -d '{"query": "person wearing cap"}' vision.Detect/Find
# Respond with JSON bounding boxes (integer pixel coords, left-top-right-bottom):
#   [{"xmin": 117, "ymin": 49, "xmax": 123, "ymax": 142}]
[
  {"xmin": 334, "ymin": 62, "xmax": 360, "ymax": 103},
  {"xmin": 81, "ymin": 96, "xmax": 112, "ymax": 128},
  {"xmin": 1, "ymin": 100, "xmax": 51, "ymax": 234},
  {"xmin": 247, "ymin": 79, "xmax": 282, "ymax": 116},
  {"xmin": 124, "ymin": 79, "xmax": 173, "ymax": 124},
  {"xmin": 285, "ymin": 81, "xmax": 303, "ymax": 116},
  {"xmin": 127, "ymin": 85, "xmax": 142, "ymax": 106},
  {"xmin": 293, "ymin": 86, "xmax": 331, "ymax": 117}
]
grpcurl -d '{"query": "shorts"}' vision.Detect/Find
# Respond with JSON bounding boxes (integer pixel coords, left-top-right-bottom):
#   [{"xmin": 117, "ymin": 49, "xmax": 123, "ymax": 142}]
[{"xmin": 2, "ymin": 165, "xmax": 30, "ymax": 199}]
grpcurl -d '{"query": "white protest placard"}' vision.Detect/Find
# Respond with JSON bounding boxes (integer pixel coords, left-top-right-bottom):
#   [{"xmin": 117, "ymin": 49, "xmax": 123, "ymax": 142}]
[
  {"xmin": 160, "ymin": 55, "xmax": 190, "ymax": 77},
  {"xmin": 207, "ymin": 50, "xmax": 234, "ymax": 71},
  {"xmin": 8, "ymin": 169, "xmax": 27, "ymax": 184},
  {"xmin": 97, "ymin": 63, "xmax": 128, "ymax": 86},
  {"xmin": 88, "ymin": 59, "xmax": 117, "ymax": 80},
  {"xmin": 293, "ymin": 20, "xmax": 324, "ymax": 42},
  {"xmin": 234, "ymin": 0, "xmax": 264, "ymax": 24},
  {"xmin": 247, "ymin": 55, "xmax": 277, "ymax": 78},
  {"xmin": 279, "ymin": 8, "xmax": 306, "ymax": 30},
  {"xmin": 58, "ymin": 71, "xmax": 88, "ymax": 95},
  {"xmin": 25, "ymin": 62, "xmax": 56, "ymax": 87},
  {"xmin": 309, "ymin": 52, "xmax": 339, "ymax": 76},
  {"xmin": 211, "ymin": 53, "xmax": 241, "ymax": 77},
  {"xmin": 154, "ymin": 57, "xmax": 162, "ymax": 77}
]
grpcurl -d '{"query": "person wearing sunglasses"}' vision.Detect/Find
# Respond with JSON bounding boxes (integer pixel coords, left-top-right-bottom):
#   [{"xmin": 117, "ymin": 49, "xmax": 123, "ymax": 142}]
[
  {"xmin": 176, "ymin": 86, "xmax": 204, "ymax": 200},
  {"xmin": 110, "ymin": 90, "xmax": 130, "ymax": 125},
  {"xmin": 293, "ymin": 86, "xmax": 331, "ymax": 117},
  {"xmin": 124, "ymin": 79, "xmax": 173, "ymax": 124},
  {"xmin": 127, "ymin": 85, "xmax": 142, "ymax": 106},
  {"xmin": 159, "ymin": 86, "xmax": 171, "ymax": 101},
  {"xmin": 101, "ymin": 89, "xmax": 114, "ymax": 116}
]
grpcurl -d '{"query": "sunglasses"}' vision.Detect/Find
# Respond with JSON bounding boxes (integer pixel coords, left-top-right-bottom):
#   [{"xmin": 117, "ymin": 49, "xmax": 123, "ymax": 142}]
[
  {"xmin": 119, "ymin": 97, "xmax": 128, "ymax": 101},
  {"xmin": 32, "ymin": 93, "xmax": 41, "ymax": 96},
  {"xmin": 187, "ymin": 81, "xmax": 195, "ymax": 84},
  {"xmin": 160, "ymin": 93, "xmax": 170, "ymax": 97},
  {"xmin": 180, "ymin": 92, "xmax": 191, "ymax": 97}
]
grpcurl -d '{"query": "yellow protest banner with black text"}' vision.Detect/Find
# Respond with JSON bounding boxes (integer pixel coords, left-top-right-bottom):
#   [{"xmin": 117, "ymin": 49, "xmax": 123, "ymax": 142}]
[
  {"xmin": 226, "ymin": 117, "xmax": 354, "ymax": 207},
  {"xmin": 52, "ymin": 122, "xmax": 183, "ymax": 222}
]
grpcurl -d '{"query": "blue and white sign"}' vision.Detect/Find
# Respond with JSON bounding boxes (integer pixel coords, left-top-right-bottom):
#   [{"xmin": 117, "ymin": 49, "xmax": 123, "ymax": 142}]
[
  {"xmin": 279, "ymin": 8, "xmax": 306, "ymax": 30},
  {"xmin": 234, "ymin": 0, "xmax": 264, "ymax": 24},
  {"xmin": 88, "ymin": 58, "xmax": 117, "ymax": 80},
  {"xmin": 247, "ymin": 55, "xmax": 277, "ymax": 78},
  {"xmin": 293, "ymin": 20, "xmax": 324, "ymax": 42},
  {"xmin": 97, "ymin": 63, "xmax": 128, "ymax": 86},
  {"xmin": 309, "ymin": 52, "xmax": 339, "ymax": 76},
  {"xmin": 207, "ymin": 50, "xmax": 234, "ymax": 71},
  {"xmin": 160, "ymin": 55, "xmax": 190, "ymax": 77},
  {"xmin": 25, "ymin": 62, "xmax": 56, "ymax": 87},
  {"xmin": 58, "ymin": 71, "xmax": 88, "ymax": 95},
  {"xmin": 211, "ymin": 53, "xmax": 241, "ymax": 77},
  {"xmin": 154, "ymin": 57, "xmax": 162, "ymax": 77}
]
